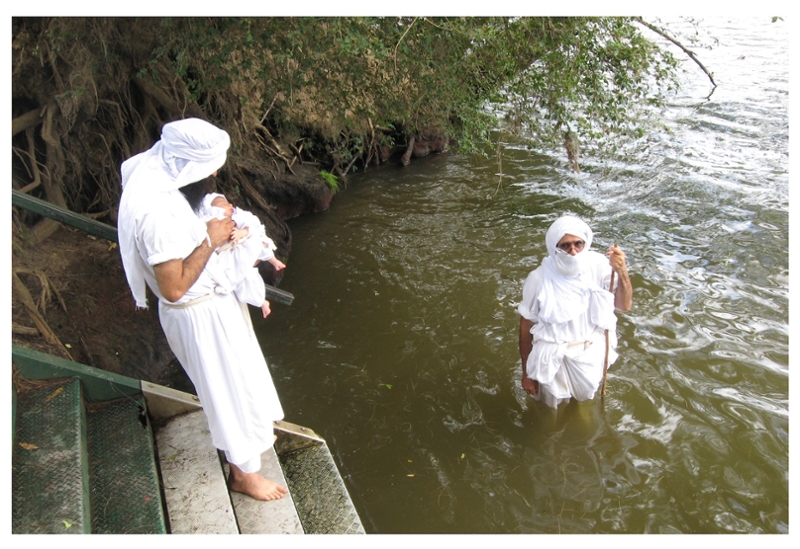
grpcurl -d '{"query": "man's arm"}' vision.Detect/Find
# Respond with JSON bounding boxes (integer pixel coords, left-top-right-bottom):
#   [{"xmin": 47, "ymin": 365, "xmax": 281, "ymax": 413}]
[
  {"xmin": 519, "ymin": 316, "xmax": 538, "ymax": 395},
  {"xmin": 153, "ymin": 217, "xmax": 234, "ymax": 302},
  {"xmin": 607, "ymin": 246, "xmax": 633, "ymax": 312}
]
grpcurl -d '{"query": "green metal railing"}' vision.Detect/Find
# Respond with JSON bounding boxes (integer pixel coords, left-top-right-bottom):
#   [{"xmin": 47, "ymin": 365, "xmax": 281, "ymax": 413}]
[{"xmin": 12, "ymin": 189, "xmax": 294, "ymax": 305}]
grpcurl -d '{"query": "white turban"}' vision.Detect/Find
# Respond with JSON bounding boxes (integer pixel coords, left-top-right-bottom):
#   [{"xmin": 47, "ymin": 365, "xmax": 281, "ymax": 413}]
[
  {"xmin": 545, "ymin": 216, "xmax": 593, "ymax": 258},
  {"xmin": 118, "ymin": 118, "xmax": 231, "ymax": 308},
  {"xmin": 121, "ymin": 118, "xmax": 230, "ymax": 193}
]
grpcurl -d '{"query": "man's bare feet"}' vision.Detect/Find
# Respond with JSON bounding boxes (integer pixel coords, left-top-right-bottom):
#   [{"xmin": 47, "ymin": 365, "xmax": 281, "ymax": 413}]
[{"xmin": 228, "ymin": 463, "xmax": 288, "ymax": 501}]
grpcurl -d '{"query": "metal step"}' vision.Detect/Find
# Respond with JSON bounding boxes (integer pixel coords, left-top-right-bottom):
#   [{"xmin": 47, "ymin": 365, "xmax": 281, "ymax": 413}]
[
  {"xmin": 155, "ymin": 410, "xmax": 239, "ymax": 534},
  {"xmin": 86, "ymin": 396, "xmax": 167, "ymax": 533},
  {"xmin": 275, "ymin": 423, "xmax": 366, "ymax": 534},
  {"xmin": 12, "ymin": 376, "xmax": 168, "ymax": 535},
  {"xmin": 12, "ymin": 351, "xmax": 364, "ymax": 535},
  {"xmin": 12, "ymin": 378, "xmax": 90, "ymax": 534}
]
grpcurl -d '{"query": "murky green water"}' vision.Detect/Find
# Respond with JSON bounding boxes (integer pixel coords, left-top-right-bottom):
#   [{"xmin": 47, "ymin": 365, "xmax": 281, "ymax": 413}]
[{"xmin": 257, "ymin": 17, "xmax": 789, "ymax": 533}]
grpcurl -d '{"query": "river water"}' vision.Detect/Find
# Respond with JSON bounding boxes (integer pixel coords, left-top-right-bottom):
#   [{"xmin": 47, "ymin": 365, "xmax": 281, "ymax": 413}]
[{"xmin": 257, "ymin": 17, "xmax": 789, "ymax": 534}]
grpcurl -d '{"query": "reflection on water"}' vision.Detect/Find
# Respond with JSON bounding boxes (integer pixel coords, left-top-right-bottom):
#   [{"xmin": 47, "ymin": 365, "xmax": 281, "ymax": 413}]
[{"xmin": 257, "ymin": 17, "xmax": 788, "ymax": 534}]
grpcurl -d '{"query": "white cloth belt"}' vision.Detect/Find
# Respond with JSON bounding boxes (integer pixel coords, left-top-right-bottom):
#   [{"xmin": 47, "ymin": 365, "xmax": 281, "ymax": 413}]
[
  {"xmin": 160, "ymin": 292, "xmax": 217, "ymax": 309},
  {"xmin": 566, "ymin": 338, "xmax": 592, "ymax": 351},
  {"xmin": 564, "ymin": 328, "xmax": 605, "ymax": 351}
]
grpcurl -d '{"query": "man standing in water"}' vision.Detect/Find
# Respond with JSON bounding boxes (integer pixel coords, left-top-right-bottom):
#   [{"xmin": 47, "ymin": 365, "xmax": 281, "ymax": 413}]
[
  {"xmin": 518, "ymin": 216, "xmax": 632, "ymax": 408},
  {"xmin": 118, "ymin": 117, "xmax": 287, "ymax": 500}
]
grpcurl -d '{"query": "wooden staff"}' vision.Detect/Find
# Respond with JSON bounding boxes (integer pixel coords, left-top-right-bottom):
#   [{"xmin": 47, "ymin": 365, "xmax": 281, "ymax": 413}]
[{"xmin": 601, "ymin": 243, "xmax": 618, "ymax": 397}]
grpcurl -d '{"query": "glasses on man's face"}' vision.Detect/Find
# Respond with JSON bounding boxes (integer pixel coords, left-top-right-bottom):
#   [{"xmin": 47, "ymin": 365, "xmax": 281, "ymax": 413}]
[{"xmin": 557, "ymin": 240, "xmax": 585, "ymax": 252}]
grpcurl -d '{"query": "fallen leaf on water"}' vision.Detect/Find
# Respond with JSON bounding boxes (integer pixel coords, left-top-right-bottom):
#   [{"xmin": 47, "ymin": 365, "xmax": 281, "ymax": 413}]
[
  {"xmin": 407, "ymin": 474, "xmax": 415, "ymax": 477},
  {"xmin": 19, "ymin": 442, "xmax": 38, "ymax": 451},
  {"xmin": 44, "ymin": 387, "xmax": 64, "ymax": 402}
]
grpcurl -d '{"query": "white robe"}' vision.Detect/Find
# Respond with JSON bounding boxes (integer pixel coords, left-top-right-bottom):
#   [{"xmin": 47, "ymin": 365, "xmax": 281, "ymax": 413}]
[
  {"xmin": 518, "ymin": 250, "xmax": 618, "ymax": 408},
  {"xmin": 133, "ymin": 190, "xmax": 284, "ymax": 467}
]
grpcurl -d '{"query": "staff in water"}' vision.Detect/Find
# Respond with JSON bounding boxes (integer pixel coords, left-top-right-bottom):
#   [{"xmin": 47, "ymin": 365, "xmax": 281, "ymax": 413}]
[{"xmin": 518, "ymin": 216, "xmax": 632, "ymax": 408}]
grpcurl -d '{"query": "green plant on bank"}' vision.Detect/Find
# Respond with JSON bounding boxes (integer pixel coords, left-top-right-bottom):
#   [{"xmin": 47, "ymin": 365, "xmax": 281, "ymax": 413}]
[
  {"xmin": 318, "ymin": 170, "xmax": 340, "ymax": 193},
  {"xmin": 11, "ymin": 16, "xmax": 705, "ymax": 215}
]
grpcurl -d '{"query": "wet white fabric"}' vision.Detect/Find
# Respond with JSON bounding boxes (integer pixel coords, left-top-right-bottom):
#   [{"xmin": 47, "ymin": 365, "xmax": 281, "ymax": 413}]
[
  {"xmin": 518, "ymin": 216, "xmax": 618, "ymax": 407},
  {"xmin": 119, "ymin": 118, "xmax": 230, "ymax": 308}
]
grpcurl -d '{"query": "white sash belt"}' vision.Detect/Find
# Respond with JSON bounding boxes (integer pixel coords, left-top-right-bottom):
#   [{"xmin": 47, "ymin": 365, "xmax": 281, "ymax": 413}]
[{"xmin": 161, "ymin": 292, "xmax": 217, "ymax": 309}]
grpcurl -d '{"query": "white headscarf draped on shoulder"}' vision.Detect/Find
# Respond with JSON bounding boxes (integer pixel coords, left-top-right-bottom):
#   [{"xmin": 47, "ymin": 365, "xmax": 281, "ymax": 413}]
[
  {"xmin": 536, "ymin": 216, "xmax": 615, "ymax": 327},
  {"xmin": 118, "ymin": 118, "xmax": 231, "ymax": 308}
]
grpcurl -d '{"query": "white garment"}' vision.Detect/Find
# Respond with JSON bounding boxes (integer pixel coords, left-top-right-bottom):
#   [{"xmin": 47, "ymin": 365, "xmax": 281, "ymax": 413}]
[
  {"xmin": 117, "ymin": 118, "xmax": 283, "ymax": 470},
  {"xmin": 159, "ymin": 292, "xmax": 284, "ymax": 468},
  {"xmin": 197, "ymin": 197, "xmax": 278, "ymax": 308},
  {"xmin": 131, "ymin": 191, "xmax": 284, "ymax": 468},
  {"xmin": 518, "ymin": 249, "xmax": 618, "ymax": 408}
]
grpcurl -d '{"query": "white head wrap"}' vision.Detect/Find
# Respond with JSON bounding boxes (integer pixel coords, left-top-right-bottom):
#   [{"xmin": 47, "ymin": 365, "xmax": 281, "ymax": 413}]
[
  {"xmin": 546, "ymin": 216, "xmax": 593, "ymax": 278},
  {"xmin": 120, "ymin": 118, "xmax": 230, "ymax": 193},
  {"xmin": 545, "ymin": 216, "xmax": 593, "ymax": 257},
  {"xmin": 118, "ymin": 118, "xmax": 231, "ymax": 307},
  {"xmin": 537, "ymin": 216, "xmax": 613, "ymax": 325}
]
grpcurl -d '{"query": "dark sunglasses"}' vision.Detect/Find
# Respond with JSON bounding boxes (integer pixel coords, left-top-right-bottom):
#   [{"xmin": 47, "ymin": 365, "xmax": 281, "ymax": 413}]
[{"xmin": 558, "ymin": 240, "xmax": 585, "ymax": 252}]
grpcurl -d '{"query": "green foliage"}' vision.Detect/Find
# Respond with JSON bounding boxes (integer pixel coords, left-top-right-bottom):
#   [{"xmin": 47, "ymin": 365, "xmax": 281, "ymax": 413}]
[
  {"xmin": 319, "ymin": 170, "xmax": 340, "ymax": 193},
  {"xmin": 148, "ymin": 17, "xmax": 679, "ymax": 160},
  {"xmin": 12, "ymin": 16, "xmax": 686, "ymax": 189}
]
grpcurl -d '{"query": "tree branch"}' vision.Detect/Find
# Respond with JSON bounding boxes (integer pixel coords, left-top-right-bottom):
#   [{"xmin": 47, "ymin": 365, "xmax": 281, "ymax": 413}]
[
  {"xmin": 633, "ymin": 17, "xmax": 716, "ymax": 88},
  {"xmin": 394, "ymin": 17, "xmax": 418, "ymax": 73}
]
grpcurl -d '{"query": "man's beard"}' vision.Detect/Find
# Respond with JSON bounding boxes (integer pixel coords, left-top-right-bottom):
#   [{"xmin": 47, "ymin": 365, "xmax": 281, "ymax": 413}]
[{"xmin": 179, "ymin": 176, "xmax": 215, "ymax": 212}]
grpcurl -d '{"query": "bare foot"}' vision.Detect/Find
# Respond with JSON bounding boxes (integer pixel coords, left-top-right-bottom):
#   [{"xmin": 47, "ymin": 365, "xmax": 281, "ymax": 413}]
[{"xmin": 228, "ymin": 464, "xmax": 288, "ymax": 501}]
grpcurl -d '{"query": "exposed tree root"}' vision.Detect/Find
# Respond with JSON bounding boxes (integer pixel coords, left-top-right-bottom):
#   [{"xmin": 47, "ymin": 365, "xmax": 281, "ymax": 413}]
[{"xmin": 12, "ymin": 270, "xmax": 73, "ymax": 360}]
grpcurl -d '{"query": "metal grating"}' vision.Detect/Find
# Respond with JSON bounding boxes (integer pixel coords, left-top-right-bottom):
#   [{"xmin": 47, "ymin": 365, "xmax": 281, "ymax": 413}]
[
  {"xmin": 278, "ymin": 441, "xmax": 365, "ymax": 534},
  {"xmin": 87, "ymin": 397, "xmax": 167, "ymax": 533},
  {"xmin": 12, "ymin": 378, "xmax": 90, "ymax": 534}
]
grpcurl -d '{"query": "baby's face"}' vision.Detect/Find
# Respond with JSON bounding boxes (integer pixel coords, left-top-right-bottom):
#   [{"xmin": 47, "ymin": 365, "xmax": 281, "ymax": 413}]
[{"xmin": 211, "ymin": 197, "xmax": 234, "ymax": 218}]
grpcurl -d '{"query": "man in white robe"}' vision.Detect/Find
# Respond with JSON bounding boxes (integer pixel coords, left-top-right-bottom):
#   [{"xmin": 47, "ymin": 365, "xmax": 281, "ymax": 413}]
[
  {"xmin": 117, "ymin": 117, "xmax": 287, "ymax": 500},
  {"xmin": 518, "ymin": 216, "xmax": 632, "ymax": 408}
]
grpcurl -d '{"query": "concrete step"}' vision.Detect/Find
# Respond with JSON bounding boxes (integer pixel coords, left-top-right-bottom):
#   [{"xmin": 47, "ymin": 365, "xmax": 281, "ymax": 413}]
[{"xmin": 155, "ymin": 409, "xmax": 303, "ymax": 534}]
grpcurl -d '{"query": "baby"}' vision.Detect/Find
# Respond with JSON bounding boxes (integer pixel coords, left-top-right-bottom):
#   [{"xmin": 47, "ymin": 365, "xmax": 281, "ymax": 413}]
[{"xmin": 198, "ymin": 193, "xmax": 286, "ymax": 318}]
